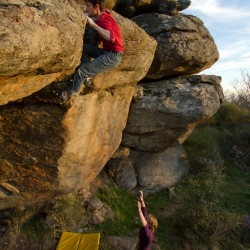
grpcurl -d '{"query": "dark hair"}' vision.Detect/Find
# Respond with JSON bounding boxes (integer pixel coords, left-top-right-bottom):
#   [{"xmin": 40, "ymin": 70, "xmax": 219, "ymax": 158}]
[{"xmin": 85, "ymin": 0, "xmax": 105, "ymax": 11}]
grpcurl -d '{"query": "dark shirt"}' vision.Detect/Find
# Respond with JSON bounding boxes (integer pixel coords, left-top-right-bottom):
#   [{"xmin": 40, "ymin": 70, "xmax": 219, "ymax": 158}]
[
  {"xmin": 138, "ymin": 207, "xmax": 154, "ymax": 250},
  {"xmin": 97, "ymin": 10, "xmax": 124, "ymax": 52}
]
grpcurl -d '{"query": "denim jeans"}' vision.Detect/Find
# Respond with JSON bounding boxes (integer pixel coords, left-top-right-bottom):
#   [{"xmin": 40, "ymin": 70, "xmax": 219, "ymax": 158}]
[{"xmin": 68, "ymin": 44, "xmax": 123, "ymax": 93}]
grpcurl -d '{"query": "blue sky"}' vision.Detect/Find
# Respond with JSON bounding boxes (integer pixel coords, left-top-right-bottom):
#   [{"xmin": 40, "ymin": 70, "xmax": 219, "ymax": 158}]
[{"xmin": 181, "ymin": 0, "xmax": 250, "ymax": 93}]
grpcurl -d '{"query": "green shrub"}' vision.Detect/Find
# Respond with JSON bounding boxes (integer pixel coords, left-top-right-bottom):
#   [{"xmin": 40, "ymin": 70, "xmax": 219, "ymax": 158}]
[
  {"xmin": 213, "ymin": 102, "xmax": 247, "ymax": 128},
  {"xmin": 174, "ymin": 200, "xmax": 239, "ymax": 249}
]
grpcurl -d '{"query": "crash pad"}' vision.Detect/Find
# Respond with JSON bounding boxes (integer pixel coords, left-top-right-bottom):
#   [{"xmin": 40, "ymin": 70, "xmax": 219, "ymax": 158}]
[{"xmin": 56, "ymin": 231, "xmax": 100, "ymax": 250}]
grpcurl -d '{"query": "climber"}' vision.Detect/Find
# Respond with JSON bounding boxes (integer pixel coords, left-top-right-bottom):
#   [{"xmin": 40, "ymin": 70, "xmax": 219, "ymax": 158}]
[
  {"xmin": 137, "ymin": 190, "xmax": 158, "ymax": 250},
  {"xmin": 52, "ymin": 0, "xmax": 124, "ymax": 102}
]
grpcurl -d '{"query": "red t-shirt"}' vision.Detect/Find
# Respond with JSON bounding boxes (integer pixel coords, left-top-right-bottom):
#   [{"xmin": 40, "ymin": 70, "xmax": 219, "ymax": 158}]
[{"xmin": 97, "ymin": 10, "xmax": 124, "ymax": 52}]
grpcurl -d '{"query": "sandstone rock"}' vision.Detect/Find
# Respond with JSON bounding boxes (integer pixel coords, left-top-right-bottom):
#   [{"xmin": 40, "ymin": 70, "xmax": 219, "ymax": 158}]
[
  {"xmin": 116, "ymin": 0, "xmax": 191, "ymax": 17},
  {"xmin": 0, "ymin": 12, "xmax": 157, "ymax": 210},
  {"xmin": 75, "ymin": 0, "xmax": 119, "ymax": 10},
  {"xmin": 111, "ymin": 146, "xmax": 130, "ymax": 158},
  {"xmin": 107, "ymin": 145, "xmax": 189, "ymax": 193},
  {"xmin": 98, "ymin": 204, "xmax": 115, "ymax": 220},
  {"xmin": 0, "ymin": 87, "xmax": 134, "ymax": 210},
  {"xmin": 0, "ymin": 0, "xmax": 86, "ymax": 105},
  {"xmin": 1, "ymin": 183, "xmax": 20, "ymax": 194},
  {"xmin": 132, "ymin": 13, "xmax": 219, "ymax": 80},
  {"xmin": 106, "ymin": 236, "xmax": 137, "ymax": 250},
  {"xmin": 0, "ymin": 185, "xmax": 14, "ymax": 199},
  {"xmin": 106, "ymin": 0, "xmax": 120, "ymax": 9},
  {"xmin": 86, "ymin": 197, "xmax": 103, "ymax": 210},
  {"xmin": 133, "ymin": 85, "xmax": 144, "ymax": 101},
  {"xmin": 122, "ymin": 75, "xmax": 223, "ymax": 152},
  {"xmin": 107, "ymin": 157, "xmax": 137, "ymax": 190},
  {"xmin": 91, "ymin": 211, "xmax": 105, "ymax": 225}
]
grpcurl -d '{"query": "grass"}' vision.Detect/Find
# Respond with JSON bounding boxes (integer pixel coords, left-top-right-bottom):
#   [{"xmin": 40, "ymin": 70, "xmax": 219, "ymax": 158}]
[
  {"xmin": 1, "ymin": 102, "xmax": 250, "ymax": 249},
  {"xmin": 96, "ymin": 185, "xmax": 138, "ymax": 236},
  {"xmin": 177, "ymin": 102, "xmax": 250, "ymax": 249}
]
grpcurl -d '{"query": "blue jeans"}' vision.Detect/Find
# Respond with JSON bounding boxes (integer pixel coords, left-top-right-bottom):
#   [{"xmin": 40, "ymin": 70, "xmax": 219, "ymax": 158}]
[{"xmin": 68, "ymin": 44, "xmax": 123, "ymax": 93}]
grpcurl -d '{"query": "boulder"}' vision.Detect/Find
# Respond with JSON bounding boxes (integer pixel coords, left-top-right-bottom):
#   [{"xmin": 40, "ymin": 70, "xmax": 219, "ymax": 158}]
[
  {"xmin": 107, "ymin": 145, "xmax": 189, "ymax": 194},
  {"xmin": 75, "ymin": 0, "xmax": 120, "ymax": 10},
  {"xmin": 91, "ymin": 211, "xmax": 105, "ymax": 225},
  {"xmin": 0, "ymin": 11, "xmax": 157, "ymax": 210},
  {"xmin": 116, "ymin": 0, "xmax": 191, "ymax": 18},
  {"xmin": 86, "ymin": 199, "xmax": 115, "ymax": 225},
  {"xmin": 86, "ymin": 197, "xmax": 103, "ymax": 210},
  {"xmin": 0, "ymin": 85, "xmax": 135, "ymax": 211},
  {"xmin": 0, "ymin": 0, "xmax": 86, "ymax": 105},
  {"xmin": 105, "ymin": 0, "xmax": 120, "ymax": 9},
  {"xmin": 107, "ymin": 157, "xmax": 137, "ymax": 190},
  {"xmin": 122, "ymin": 75, "xmax": 223, "ymax": 152},
  {"xmin": 132, "ymin": 13, "xmax": 219, "ymax": 80}
]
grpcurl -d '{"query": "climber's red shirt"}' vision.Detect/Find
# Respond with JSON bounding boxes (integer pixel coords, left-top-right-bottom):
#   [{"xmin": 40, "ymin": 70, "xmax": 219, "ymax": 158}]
[{"xmin": 97, "ymin": 10, "xmax": 124, "ymax": 53}]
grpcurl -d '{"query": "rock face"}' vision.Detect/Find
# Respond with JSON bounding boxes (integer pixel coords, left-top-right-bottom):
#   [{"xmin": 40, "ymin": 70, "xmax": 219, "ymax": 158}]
[
  {"xmin": 107, "ymin": 145, "xmax": 189, "ymax": 194},
  {"xmin": 104, "ymin": 3, "xmax": 223, "ymax": 194},
  {"xmin": 0, "ymin": 0, "xmax": 86, "ymax": 105},
  {"xmin": 122, "ymin": 75, "xmax": 223, "ymax": 152},
  {"xmin": 116, "ymin": 0, "xmax": 191, "ymax": 17},
  {"xmin": 0, "ymin": 9, "xmax": 156, "ymax": 210},
  {"xmin": 1, "ymin": 91, "xmax": 137, "ymax": 209},
  {"xmin": 132, "ymin": 13, "xmax": 219, "ymax": 80},
  {"xmin": 0, "ymin": 0, "xmax": 223, "ymax": 212}
]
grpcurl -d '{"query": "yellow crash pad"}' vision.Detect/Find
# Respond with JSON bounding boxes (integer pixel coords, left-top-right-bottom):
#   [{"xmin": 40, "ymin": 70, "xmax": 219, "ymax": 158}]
[{"xmin": 56, "ymin": 232, "xmax": 100, "ymax": 250}]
